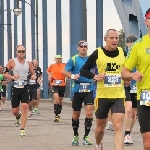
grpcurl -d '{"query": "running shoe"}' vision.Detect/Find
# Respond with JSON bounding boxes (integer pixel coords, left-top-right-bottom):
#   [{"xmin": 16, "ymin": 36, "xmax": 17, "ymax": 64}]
[
  {"xmin": 15, "ymin": 112, "xmax": 21, "ymax": 127},
  {"xmin": 106, "ymin": 122, "xmax": 114, "ymax": 131},
  {"xmin": 124, "ymin": 134, "xmax": 133, "ymax": 144},
  {"xmin": 82, "ymin": 136, "xmax": 93, "ymax": 145},
  {"xmin": 20, "ymin": 129, "xmax": 25, "ymax": 137},
  {"xmin": 35, "ymin": 110, "xmax": 40, "ymax": 115},
  {"xmin": 95, "ymin": 143, "xmax": 103, "ymax": 150},
  {"xmin": 32, "ymin": 108, "xmax": 40, "ymax": 115},
  {"xmin": 54, "ymin": 116, "xmax": 60, "ymax": 122},
  {"xmin": 28, "ymin": 111, "xmax": 33, "ymax": 117},
  {"xmin": 72, "ymin": 135, "xmax": 79, "ymax": 146}
]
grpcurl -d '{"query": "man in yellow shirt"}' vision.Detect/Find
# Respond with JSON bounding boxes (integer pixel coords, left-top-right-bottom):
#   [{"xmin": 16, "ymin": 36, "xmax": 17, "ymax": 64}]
[
  {"xmin": 80, "ymin": 29, "xmax": 126, "ymax": 150},
  {"xmin": 121, "ymin": 8, "xmax": 150, "ymax": 149}
]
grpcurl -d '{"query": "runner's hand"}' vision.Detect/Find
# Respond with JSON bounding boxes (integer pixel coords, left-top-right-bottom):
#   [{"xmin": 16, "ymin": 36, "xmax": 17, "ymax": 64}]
[
  {"xmin": 74, "ymin": 74, "xmax": 80, "ymax": 80},
  {"xmin": 13, "ymin": 74, "xmax": 19, "ymax": 80},
  {"xmin": 2, "ymin": 81, "xmax": 7, "ymax": 85},
  {"xmin": 93, "ymin": 73, "xmax": 106, "ymax": 81},
  {"xmin": 31, "ymin": 74, "xmax": 37, "ymax": 80},
  {"xmin": 131, "ymin": 71, "xmax": 144, "ymax": 82}
]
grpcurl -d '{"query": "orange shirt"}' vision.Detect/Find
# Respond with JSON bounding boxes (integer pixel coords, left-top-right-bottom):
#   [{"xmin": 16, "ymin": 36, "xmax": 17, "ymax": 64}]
[{"xmin": 47, "ymin": 63, "xmax": 66, "ymax": 86}]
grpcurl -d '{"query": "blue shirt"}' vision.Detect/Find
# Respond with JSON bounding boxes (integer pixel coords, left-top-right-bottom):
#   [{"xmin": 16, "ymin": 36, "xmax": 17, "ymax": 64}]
[
  {"xmin": 126, "ymin": 49, "xmax": 136, "ymax": 87},
  {"xmin": 65, "ymin": 54, "xmax": 93, "ymax": 93}
]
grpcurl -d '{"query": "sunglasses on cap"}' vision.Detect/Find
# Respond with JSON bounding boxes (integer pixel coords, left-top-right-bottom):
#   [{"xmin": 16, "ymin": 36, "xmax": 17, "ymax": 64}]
[
  {"xmin": 78, "ymin": 41, "xmax": 88, "ymax": 47},
  {"xmin": 17, "ymin": 50, "xmax": 25, "ymax": 53},
  {"xmin": 79, "ymin": 46, "xmax": 87, "ymax": 48}
]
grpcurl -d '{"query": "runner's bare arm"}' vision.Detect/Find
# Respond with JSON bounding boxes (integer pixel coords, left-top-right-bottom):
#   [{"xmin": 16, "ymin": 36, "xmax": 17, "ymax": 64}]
[{"xmin": 3, "ymin": 59, "xmax": 15, "ymax": 80}]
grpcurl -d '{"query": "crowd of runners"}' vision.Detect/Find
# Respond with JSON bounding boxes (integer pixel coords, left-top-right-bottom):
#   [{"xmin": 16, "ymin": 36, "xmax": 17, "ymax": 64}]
[{"xmin": 0, "ymin": 7, "xmax": 150, "ymax": 150}]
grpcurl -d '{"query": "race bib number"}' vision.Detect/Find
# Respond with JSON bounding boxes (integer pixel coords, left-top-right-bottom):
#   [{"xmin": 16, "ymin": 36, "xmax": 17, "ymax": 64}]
[
  {"xmin": 14, "ymin": 81, "xmax": 24, "ymax": 88},
  {"xmin": 130, "ymin": 84, "xmax": 137, "ymax": 93},
  {"xmin": 29, "ymin": 79, "xmax": 36, "ymax": 85},
  {"xmin": 104, "ymin": 74, "xmax": 121, "ymax": 87},
  {"xmin": 140, "ymin": 90, "xmax": 150, "ymax": 106},
  {"xmin": 54, "ymin": 80, "xmax": 62, "ymax": 85},
  {"xmin": 79, "ymin": 83, "xmax": 90, "ymax": 93}
]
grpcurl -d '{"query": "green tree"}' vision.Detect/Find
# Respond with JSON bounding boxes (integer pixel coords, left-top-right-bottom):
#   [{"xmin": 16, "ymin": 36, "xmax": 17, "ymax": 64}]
[{"xmin": 118, "ymin": 29, "xmax": 125, "ymax": 51}]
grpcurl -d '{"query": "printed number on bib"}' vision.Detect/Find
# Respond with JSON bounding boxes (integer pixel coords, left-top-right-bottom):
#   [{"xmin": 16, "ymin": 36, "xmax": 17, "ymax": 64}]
[
  {"xmin": 140, "ymin": 90, "xmax": 150, "ymax": 106},
  {"xmin": 14, "ymin": 81, "xmax": 24, "ymax": 88},
  {"xmin": 79, "ymin": 83, "xmax": 90, "ymax": 93},
  {"xmin": 130, "ymin": 84, "xmax": 137, "ymax": 93},
  {"xmin": 54, "ymin": 80, "xmax": 62, "ymax": 85},
  {"xmin": 104, "ymin": 74, "xmax": 121, "ymax": 87},
  {"xmin": 29, "ymin": 79, "xmax": 36, "ymax": 85}
]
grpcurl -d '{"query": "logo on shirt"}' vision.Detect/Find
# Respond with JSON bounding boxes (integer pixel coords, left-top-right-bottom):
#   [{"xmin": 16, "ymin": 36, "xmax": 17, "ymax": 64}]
[{"xmin": 106, "ymin": 63, "xmax": 120, "ymax": 72}]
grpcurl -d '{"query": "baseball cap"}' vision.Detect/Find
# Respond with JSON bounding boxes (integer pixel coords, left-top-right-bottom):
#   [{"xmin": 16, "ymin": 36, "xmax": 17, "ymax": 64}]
[
  {"xmin": 78, "ymin": 41, "xmax": 88, "ymax": 47},
  {"xmin": 55, "ymin": 55, "xmax": 62, "ymax": 59},
  {"xmin": 145, "ymin": 8, "xmax": 150, "ymax": 19},
  {"xmin": 126, "ymin": 35, "xmax": 137, "ymax": 43}
]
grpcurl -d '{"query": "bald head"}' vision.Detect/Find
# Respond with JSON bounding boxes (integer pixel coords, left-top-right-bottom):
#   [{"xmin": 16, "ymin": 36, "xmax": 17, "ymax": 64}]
[{"xmin": 33, "ymin": 59, "xmax": 38, "ymax": 68}]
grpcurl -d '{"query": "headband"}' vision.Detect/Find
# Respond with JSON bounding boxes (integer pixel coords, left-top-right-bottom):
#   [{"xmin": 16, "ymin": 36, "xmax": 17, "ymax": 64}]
[{"xmin": 145, "ymin": 12, "xmax": 150, "ymax": 19}]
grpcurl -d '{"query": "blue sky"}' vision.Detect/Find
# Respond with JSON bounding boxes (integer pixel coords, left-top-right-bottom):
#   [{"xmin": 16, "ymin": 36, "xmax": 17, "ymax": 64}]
[
  {"xmin": 4, "ymin": 0, "xmax": 123, "ymax": 70},
  {"xmin": 139, "ymin": 0, "xmax": 150, "ymax": 16}
]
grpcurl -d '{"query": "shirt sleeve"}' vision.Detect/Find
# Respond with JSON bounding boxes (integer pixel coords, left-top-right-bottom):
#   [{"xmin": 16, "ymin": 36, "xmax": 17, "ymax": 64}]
[
  {"xmin": 123, "ymin": 44, "xmax": 138, "ymax": 71},
  {"xmin": 65, "ymin": 58, "xmax": 74, "ymax": 72},
  {"xmin": 47, "ymin": 65, "xmax": 52, "ymax": 72},
  {"xmin": 80, "ymin": 50, "xmax": 98, "ymax": 79}
]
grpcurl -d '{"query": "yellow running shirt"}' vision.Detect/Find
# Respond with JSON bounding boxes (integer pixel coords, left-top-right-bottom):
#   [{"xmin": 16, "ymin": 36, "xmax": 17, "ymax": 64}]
[
  {"xmin": 123, "ymin": 34, "xmax": 150, "ymax": 100},
  {"xmin": 96, "ymin": 47, "xmax": 125, "ymax": 98}
]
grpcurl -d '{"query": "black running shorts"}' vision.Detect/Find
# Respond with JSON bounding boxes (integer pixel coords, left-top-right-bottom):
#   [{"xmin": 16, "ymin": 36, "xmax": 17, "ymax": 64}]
[
  {"xmin": 1, "ymin": 85, "xmax": 6, "ymax": 97},
  {"xmin": 95, "ymin": 98, "xmax": 125, "ymax": 119},
  {"xmin": 11, "ymin": 85, "xmax": 29, "ymax": 108},
  {"xmin": 51, "ymin": 86, "xmax": 66, "ymax": 97},
  {"xmin": 137, "ymin": 101, "xmax": 150, "ymax": 133},
  {"xmin": 29, "ymin": 86, "xmax": 37, "ymax": 101},
  {"xmin": 125, "ymin": 86, "xmax": 137, "ymax": 108},
  {"xmin": 72, "ymin": 92, "xmax": 94, "ymax": 111}
]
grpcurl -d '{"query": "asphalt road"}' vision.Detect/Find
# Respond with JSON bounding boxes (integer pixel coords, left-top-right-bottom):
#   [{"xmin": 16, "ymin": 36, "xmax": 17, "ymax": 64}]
[{"xmin": 0, "ymin": 99, "xmax": 143, "ymax": 150}]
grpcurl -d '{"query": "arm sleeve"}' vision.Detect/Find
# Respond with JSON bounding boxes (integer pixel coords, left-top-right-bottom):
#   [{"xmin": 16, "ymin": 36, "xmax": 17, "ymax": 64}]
[
  {"xmin": 123, "ymin": 45, "xmax": 137, "ymax": 71},
  {"xmin": 39, "ymin": 67, "xmax": 42, "ymax": 75},
  {"xmin": 80, "ymin": 50, "xmax": 98, "ymax": 79}
]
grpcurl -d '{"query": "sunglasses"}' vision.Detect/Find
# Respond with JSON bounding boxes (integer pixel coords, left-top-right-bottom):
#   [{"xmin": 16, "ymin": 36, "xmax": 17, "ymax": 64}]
[
  {"xmin": 17, "ymin": 50, "xmax": 25, "ymax": 53},
  {"xmin": 79, "ymin": 46, "xmax": 87, "ymax": 48}
]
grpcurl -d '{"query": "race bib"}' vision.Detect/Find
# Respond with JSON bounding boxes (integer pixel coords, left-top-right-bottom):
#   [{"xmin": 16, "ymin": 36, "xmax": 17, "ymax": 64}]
[
  {"xmin": 14, "ymin": 81, "xmax": 24, "ymax": 88},
  {"xmin": 140, "ymin": 90, "xmax": 150, "ymax": 106},
  {"xmin": 79, "ymin": 83, "xmax": 90, "ymax": 93},
  {"xmin": 104, "ymin": 74, "xmax": 121, "ymax": 87},
  {"xmin": 130, "ymin": 84, "xmax": 137, "ymax": 93},
  {"xmin": 54, "ymin": 80, "xmax": 62, "ymax": 85},
  {"xmin": 29, "ymin": 79, "xmax": 36, "ymax": 85}
]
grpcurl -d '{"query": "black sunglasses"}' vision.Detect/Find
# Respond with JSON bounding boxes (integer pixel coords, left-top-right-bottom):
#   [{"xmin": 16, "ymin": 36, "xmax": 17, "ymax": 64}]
[
  {"xmin": 17, "ymin": 50, "xmax": 25, "ymax": 53},
  {"xmin": 79, "ymin": 46, "xmax": 87, "ymax": 48}
]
